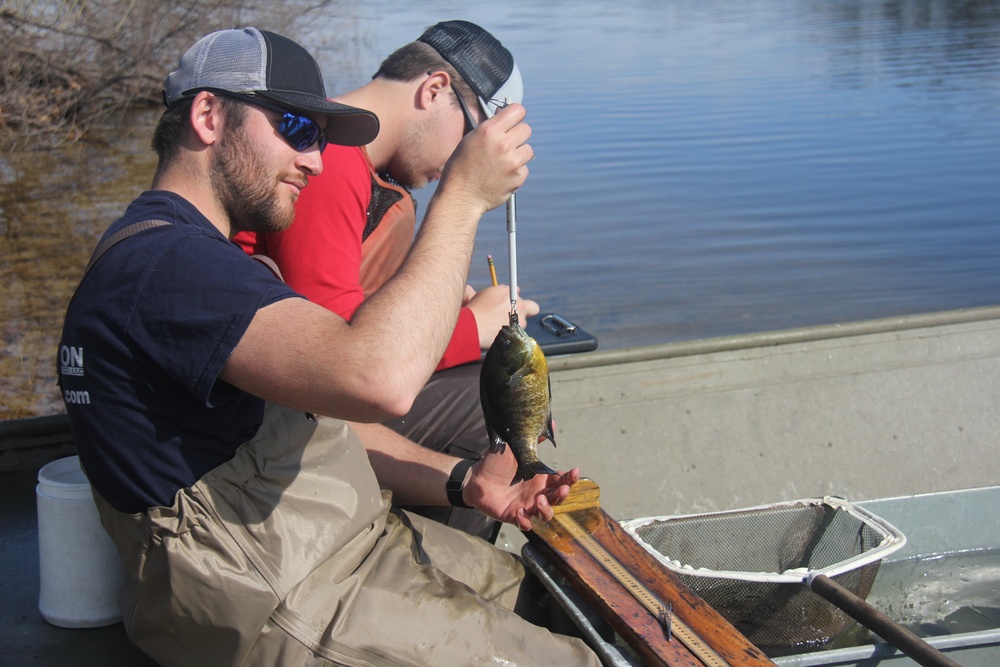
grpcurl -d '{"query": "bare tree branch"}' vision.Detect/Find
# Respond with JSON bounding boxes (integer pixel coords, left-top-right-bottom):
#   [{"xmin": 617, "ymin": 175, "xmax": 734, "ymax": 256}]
[{"xmin": 0, "ymin": 0, "xmax": 347, "ymax": 151}]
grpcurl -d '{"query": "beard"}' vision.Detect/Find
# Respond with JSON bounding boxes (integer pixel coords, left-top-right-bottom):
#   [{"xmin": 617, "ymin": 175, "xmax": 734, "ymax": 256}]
[{"xmin": 211, "ymin": 125, "xmax": 296, "ymax": 235}]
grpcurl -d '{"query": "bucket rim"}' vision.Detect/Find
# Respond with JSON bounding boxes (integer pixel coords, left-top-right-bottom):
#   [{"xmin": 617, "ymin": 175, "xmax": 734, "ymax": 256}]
[{"xmin": 37, "ymin": 455, "xmax": 90, "ymax": 489}]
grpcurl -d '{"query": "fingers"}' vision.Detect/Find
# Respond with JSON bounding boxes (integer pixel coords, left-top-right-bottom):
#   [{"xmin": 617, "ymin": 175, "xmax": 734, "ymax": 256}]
[
  {"xmin": 473, "ymin": 103, "xmax": 533, "ymax": 192},
  {"xmin": 470, "ymin": 286, "xmax": 538, "ymax": 317},
  {"xmin": 533, "ymin": 491, "xmax": 554, "ymax": 524},
  {"xmin": 468, "ymin": 103, "xmax": 532, "ymax": 166},
  {"xmin": 490, "ymin": 103, "xmax": 532, "ymax": 152},
  {"xmin": 515, "ymin": 297, "xmax": 540, "ymax": 324},
  {"xmin": 491, "ymin": 102, "xmax": 527, "ymax": 128},
  {"xmin": 562, "ymin": 468, "xmax": 582, "ymax": 485},
  {"xmin": 544, "ymin": 469, "xmax": 580, "ymax": 506}
]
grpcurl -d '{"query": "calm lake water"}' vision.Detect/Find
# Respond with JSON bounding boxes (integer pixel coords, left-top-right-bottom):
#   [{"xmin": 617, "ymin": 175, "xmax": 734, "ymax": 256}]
[{"xmin": 2, "ymin": 0, "xmax": 999, "ymax": 417}]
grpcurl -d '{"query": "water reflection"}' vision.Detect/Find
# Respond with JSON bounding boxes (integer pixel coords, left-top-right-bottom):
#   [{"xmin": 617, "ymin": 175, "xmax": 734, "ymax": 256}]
[
  {"xmin": 0, "ymin": 111, "xmax": 159, "ymax": 418},
  {"xmin": 3, "ymin": 0, "xmax": 1000, "ymax": 419}
]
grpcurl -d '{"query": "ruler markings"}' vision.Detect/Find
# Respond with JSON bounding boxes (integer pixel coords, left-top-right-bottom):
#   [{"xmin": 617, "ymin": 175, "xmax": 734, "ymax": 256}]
[{"xmin": 554, "ymin": 513, "xmax": 731, "ymax": 667}]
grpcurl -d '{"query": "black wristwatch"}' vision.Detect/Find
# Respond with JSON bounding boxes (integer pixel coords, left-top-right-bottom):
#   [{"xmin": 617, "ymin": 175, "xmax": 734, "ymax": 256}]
[{"xmin": 446, "ymin": 459, "xmax": 475, "ymax": 509}]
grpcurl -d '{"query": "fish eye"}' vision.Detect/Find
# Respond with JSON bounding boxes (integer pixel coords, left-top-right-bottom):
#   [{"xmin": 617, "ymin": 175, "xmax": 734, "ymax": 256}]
[{"xmin": 501, "ymin": 338, "xmax": 512, "ymax": 351}]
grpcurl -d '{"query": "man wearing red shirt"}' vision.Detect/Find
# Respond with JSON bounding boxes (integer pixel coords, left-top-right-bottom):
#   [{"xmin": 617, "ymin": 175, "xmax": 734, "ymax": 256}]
[{"xmin": 235, "ymin": 21, "xmax": 538, "ymax": 541}]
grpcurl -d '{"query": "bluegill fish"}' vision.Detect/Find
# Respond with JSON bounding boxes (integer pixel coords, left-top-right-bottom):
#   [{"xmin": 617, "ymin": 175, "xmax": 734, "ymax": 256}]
[{"xmin": 480, "ymin": 318, "xmax": 557, "ymax": 484}]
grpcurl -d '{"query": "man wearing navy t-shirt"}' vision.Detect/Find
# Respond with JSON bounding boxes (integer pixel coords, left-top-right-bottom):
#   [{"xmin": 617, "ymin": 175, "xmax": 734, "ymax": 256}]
[{"xmin": 57, "ymin": 27, "xmax": 598, "ymax": 667}]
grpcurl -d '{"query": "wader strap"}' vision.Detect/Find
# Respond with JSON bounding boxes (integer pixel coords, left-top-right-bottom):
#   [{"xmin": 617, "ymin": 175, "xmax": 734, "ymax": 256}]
[
  {"xmin": 85, "ymin": 219, "xmax": 283, "ymax": 282},
  {"xmin": 84, "ymin": 219, "xmax": 172, "ymax": 275},
  {"xmin": 58, "ymin": 218, "xmax": 172, "ymax": 390},
  {"xmin": 249, "ymin": 254, "xmax": 284, "ymax": 281}
]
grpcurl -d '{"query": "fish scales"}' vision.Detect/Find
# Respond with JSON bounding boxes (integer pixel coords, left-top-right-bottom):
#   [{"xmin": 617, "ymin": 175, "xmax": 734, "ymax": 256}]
[{"xmin": 480, "ymin": 320, "xmax": 557, "ymax": 484}]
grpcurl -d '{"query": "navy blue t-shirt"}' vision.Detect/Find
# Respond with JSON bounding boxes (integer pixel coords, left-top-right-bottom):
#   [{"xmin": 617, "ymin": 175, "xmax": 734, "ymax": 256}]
[{"xmin": 57, "ymin": 191, "xmax": 301, "ymax": 513}]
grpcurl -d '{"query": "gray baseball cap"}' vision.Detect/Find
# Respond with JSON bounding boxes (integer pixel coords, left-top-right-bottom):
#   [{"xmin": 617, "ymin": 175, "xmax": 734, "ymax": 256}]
[
  {"xmin": 163, "ymin": 27, "xmax": 379, "ymax": 146},
  {"xmin": 417, "ymin": 20, "xmax": 523, "ymax": 119}
]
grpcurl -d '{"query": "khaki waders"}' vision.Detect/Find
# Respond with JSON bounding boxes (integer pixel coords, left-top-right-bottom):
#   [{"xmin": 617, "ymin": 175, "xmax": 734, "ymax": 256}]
[{"xmin": 93, "ymin": 403, "xmax": 599, "ymax": 667}]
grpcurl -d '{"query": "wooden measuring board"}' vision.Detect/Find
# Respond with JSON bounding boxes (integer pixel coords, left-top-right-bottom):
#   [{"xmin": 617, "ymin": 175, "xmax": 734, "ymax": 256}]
[{"xmin": 527, "ymin": 479, "xmax": 776, "ymax": 667}]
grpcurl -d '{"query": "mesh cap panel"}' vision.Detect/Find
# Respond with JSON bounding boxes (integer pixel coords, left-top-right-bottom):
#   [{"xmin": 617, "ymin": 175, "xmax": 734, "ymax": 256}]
[
  {"xmin": 417, "ymin": 20, "xmax": 522, "ymax": 118},
  {"xmin": 164, "ymin": 29, "xmax": 268, "ymax": 105}
]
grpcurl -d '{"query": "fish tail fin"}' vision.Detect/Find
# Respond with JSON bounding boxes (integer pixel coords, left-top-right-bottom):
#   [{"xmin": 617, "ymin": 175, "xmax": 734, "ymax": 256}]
[{"xmin": 511, "ymin": 460, "xmax": 558, "ymax": 485}]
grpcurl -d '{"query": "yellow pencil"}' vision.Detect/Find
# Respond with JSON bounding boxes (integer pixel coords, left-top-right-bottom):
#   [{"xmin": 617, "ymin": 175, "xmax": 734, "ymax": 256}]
[{"xmin": 487, "ymin": 255, "xmax": 498, "ymax": 286}]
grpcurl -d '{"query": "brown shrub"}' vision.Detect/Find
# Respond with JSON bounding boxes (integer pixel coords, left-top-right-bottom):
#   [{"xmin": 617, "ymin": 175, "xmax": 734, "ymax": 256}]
[{"xmin": 0, "ymin": 0, "xmax": 342, "ymax": 151}]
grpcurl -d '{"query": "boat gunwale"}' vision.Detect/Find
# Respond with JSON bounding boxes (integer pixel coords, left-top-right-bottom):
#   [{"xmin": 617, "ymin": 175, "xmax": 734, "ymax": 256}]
[{"xmin": 547, "ymin": 305, "xmax": 1000, "ymax": 372}]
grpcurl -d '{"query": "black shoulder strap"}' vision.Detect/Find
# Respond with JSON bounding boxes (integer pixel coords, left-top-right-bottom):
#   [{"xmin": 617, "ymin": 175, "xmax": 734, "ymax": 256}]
[{"xmin": 84, "ymin": 219, "xmax": 172, "ymax": 275}]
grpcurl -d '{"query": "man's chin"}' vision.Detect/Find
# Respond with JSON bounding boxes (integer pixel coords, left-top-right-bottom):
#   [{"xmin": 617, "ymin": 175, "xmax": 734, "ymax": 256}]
[
  {"xmin": 268, "ymin": 215, "xmax": 296, "ymax": 233},
  {"xmin": 232, "ymin": 211, "xmax": 295, "ymax": 235}
]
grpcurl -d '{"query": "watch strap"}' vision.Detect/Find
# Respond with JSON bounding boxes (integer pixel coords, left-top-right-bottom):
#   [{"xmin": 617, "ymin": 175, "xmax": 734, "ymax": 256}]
[{"xmin": 446, "ymin": 459, "xmax": 475, "ymax": 508}]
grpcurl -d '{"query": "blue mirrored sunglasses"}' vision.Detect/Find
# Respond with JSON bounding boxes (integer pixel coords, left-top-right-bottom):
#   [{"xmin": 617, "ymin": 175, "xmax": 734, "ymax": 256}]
[
  {"xmin": 274, "ymin": 111, "xmax": 329, "ymax": 153},
  {"xmin": 226, "ymin": 94, "xmax": 329, "ymax": 153}
]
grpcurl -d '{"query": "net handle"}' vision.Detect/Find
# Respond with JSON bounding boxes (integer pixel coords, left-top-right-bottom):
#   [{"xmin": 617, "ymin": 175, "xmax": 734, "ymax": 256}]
[{"xmin": 807, "ymin": 574, "xmax": 962, "ymax": 667}]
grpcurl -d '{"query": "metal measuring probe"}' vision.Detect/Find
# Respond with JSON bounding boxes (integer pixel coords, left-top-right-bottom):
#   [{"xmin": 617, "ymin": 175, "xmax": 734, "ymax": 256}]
[
  {"xmin": 501, "ymin": 96, "xmax": 519, "ymax": 321},
  {"xmin": 507, "ymin": 190, "xmax": 518, "ymax": 320}
]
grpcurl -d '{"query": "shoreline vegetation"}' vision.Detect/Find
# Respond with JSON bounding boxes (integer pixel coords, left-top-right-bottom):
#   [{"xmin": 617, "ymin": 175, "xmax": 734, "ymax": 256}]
[
  {"xmin": 0, "ymin": 1, "xmax": 348, "ymax": 420},
  {"xmin": 0, "ymin": 1, "xmax": 341, "ymax": 152}
]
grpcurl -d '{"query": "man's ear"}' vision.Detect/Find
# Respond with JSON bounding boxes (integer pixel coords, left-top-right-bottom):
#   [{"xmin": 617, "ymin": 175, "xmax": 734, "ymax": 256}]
[
  {"xmin": 417, "ymin": 71, "xmax": 452, "ymax": 110},
  {"xmin": 189, "ymin": 90, "xmax": 224, "ymax": 146}
]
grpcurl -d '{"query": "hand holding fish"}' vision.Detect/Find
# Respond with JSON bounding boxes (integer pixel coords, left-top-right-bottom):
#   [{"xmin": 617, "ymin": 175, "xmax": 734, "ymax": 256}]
[{"xmin": 462, "ymin": 449, "xmax": 581, "ymax": 531}]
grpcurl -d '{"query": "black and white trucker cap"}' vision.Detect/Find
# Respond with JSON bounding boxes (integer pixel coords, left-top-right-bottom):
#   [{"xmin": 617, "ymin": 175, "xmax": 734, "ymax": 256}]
[
  {"xmin": 163, "ymin": 27, "xmax": 379, "ymax": 146},
  {"xmin": 417, "ymin": 20, "xmax": 523, "ymax": 119}
]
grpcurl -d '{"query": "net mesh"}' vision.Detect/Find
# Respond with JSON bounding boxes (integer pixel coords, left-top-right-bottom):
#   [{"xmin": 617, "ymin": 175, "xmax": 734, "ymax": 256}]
[{"xmin": 622, "ymin": 498, "xmax": 903, "ymax": 656}]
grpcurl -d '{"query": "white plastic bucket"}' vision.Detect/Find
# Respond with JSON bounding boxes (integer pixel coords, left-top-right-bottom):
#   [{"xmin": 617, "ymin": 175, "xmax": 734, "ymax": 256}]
[{"xmin": 36, "ymin": 455, "xmax": 125, "ymax": 628}]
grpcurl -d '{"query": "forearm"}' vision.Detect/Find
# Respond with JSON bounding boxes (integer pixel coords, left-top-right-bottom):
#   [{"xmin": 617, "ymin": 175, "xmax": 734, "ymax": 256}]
[
  {"xmin": 223, "ymin": 196, "xmax": 482, "ymax": 422},
  {"xmin": 348, "ymin": 191, "xmax": 480, "ymax": 388},
  {"xmin": 353, "ymin": 421, "xmax": 457, "ymax": 506},
  {"xmin": 351, "ymin": 421, "xmax": 581, "ymax": 532},
  {"xmin": 222, "ymin": 105, "xmax": 532, "ymax": 423}
]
